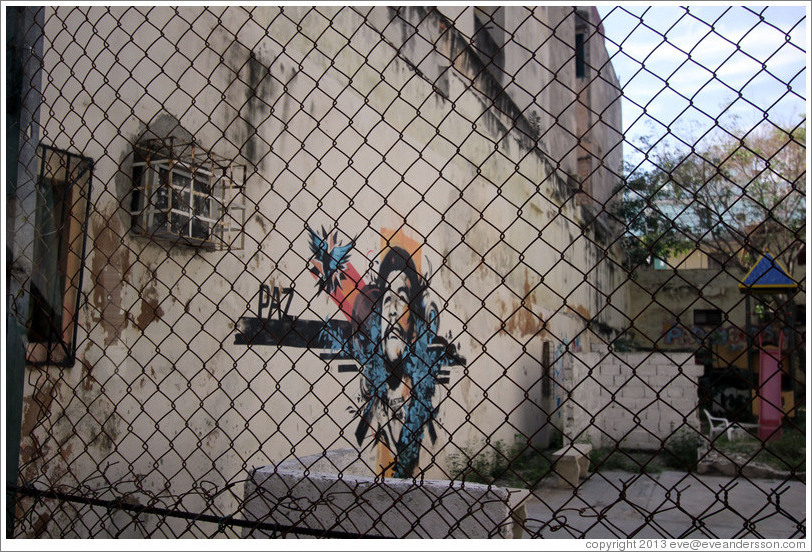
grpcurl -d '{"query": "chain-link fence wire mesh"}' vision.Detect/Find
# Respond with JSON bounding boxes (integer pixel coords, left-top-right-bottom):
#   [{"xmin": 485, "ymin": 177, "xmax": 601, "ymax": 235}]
[{"xmin": 4, "ymin": 5, "xmax": 806, "ymax": 539}]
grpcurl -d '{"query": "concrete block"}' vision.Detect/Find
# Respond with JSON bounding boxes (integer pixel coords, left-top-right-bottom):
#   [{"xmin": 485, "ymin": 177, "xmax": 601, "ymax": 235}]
[
  {"xmin": 242, "ymin": 449, "xmax": 530, "ymax": 538},
  {"xmin": 552, "ymin": 443, "xmax": 592, "ymax": 488},
  {"xmin": 621, "ymin": 385, "xmax": 646, "ymax": 399},
  {"xmin": 613, "ymin": 374, "xmax": 631, "ymax": 388},
  {"xmin": 656, "ymin": 364, "xmax": 677, "ymax": 377}
]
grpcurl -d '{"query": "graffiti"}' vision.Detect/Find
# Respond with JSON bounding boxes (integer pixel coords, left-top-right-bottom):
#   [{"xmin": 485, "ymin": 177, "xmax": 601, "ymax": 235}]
[
  {"xmin": 236, "ymin": 283, "xmax": 349, "ymax": 350},
  {"xmin": 257, "ymin": 285, "xmax": 293, "ymax": 320},
  {"xmin": 235, "ymin": 227, "xmax": 466, "ymax": 479},
  {"xmin": 709, "ymin": 387, "xmax": 751, "ymax": 417},
  {"xmin": 661, "ymin": 320, "xmax": 748, "ymax": 352},
  {"xmin": 308, "ymin": 226, "xmax": 354, "ymax": 295},
  {"xmin": 311, "ymin": 228, "xmax": 466, "ymax": 479}
]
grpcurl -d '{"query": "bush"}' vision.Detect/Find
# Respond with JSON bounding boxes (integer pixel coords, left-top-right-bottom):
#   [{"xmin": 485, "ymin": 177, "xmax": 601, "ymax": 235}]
[
  {"xmin": 716, "ymin": 420, "xmax": 806, "ymax": 474},
  {"xmin": 662, "ymin": 429, "xmax": 700, "ymax": 471},
  {"xmin": 589, "ymin": 446, "xmax": 663, "ymax": 473},
  {"xmin": 763, "ymin": 422, "xmax": 805, "ymax": 471}
]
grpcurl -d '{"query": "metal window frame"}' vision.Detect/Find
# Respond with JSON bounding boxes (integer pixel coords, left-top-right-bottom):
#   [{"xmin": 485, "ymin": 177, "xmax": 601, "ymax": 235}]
[{"xmin": 26, "ymin": 143, "xmax": 94, "ymax": 368}]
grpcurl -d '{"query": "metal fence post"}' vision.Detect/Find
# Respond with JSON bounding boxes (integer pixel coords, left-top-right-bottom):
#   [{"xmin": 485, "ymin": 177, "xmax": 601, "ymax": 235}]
[{"xmin": 5, "ymin": 5, "xmax": 43, "ymax": 538}]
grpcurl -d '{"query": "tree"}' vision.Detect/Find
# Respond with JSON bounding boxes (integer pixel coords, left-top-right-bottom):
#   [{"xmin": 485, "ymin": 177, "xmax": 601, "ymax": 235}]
[{"xmin": 615, "ymin": 120, "xmax": 806, "ymax": 274}]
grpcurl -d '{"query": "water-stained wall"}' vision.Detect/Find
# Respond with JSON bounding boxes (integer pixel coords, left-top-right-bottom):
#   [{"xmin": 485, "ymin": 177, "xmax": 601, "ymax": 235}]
[{"xmin": 18, "ymin": 5, "xmax": 626, "ymax": 536}]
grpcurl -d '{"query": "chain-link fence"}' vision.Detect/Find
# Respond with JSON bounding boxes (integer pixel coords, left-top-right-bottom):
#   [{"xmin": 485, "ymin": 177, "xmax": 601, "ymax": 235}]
[{"xmin": 4, "ymin": 5, "xmax": 806, "ymax": 539}]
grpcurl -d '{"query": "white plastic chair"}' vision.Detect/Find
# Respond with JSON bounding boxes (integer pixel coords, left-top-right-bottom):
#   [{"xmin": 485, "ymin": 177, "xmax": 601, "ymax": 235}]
[
  {"xmin": 728, "ymin": 421, "xmax": 759, "ymax": 440},
  {"xmin": 703, "ymin": 409, "xmax": 734, "ymax": 440}
]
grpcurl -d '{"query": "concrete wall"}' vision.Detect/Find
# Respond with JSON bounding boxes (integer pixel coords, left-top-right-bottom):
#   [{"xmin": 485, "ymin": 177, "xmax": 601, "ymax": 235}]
[
  {"xmin": 16, "ymin": 6, "xmax": 626, "ymax": 536},
  {"xmin": 627, "ymin": 268, "xmax": 749, "ymax": 359},
  {"xmin": 624, "ymin": 264, "xmax": 805, "ymax": 421},
  {"xmin": 242, "ymin": 449, "xmax": 530, "ymax": 538},
  {"xmin": 627, "ymin": 267, "xmax": 806, "ymax": 358},
  {"xmin": 559, "ymin": 352, "xmax": 700, "ymax": 450},
  {"xmin": 626, "ymin": 266, "xmax": 804, "ymax": 370}
]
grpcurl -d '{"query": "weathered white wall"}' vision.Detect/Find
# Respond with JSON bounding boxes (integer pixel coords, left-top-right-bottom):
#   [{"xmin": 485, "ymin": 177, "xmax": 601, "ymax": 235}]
[
  {"xmin": 559, "ymin": 352, "xmax": 700, "ymax": 450},
  {"xmin": 18, "ymin": 5, "xmax": 627, "ymax": 537}
]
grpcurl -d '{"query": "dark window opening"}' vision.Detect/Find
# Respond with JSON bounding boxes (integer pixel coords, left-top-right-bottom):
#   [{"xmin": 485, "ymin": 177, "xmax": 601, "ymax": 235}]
[
  {"xmin": 27, "ymin": 145, "xmax": 93, "ymax": 366},
  {"xmin": 542, "ymin": 341, "xmax": 552, "ymax": 398},
  {"xmin": 694, "ymin": 309, "xmax": 723, "ymax": 326},
  {"xmin": 794, "ymin": 303, "xmax": 805, "ymax": 325},
  {"xmin": 695, "ymin": 346, "xmax": 713, "ymax": 366},
  {"xmin": 473, "ymin": 8, "xmax": 505, "ymax": 82},
  {"xmin": 575, "ymin": 32, "xmax": 586, "ymax": 79},
  {"xmin": 781, "ymin": 370, "xmax": 793, "ymax": 392}
]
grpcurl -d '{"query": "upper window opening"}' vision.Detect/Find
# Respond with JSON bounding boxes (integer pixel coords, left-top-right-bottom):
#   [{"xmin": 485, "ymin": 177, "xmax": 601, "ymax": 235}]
[
  {"xmin": 694, "ymin": 309, "xmax": 723, "ymax": 326},
  {"xmin": 575, "ymin": 32, "xmax": 586, "ymax": 79},
  {"xmin": 473, "ymin": 7, "xmax": 506, "ymax": 82}
]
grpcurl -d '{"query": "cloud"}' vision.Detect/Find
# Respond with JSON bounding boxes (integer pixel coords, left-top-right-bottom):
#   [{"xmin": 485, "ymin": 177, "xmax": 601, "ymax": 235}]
[
  {"xmin": 609, "ymin": 11, "xmax": 804, "ymax": 83},
  {"xmin": 599, "ymin": 4, "xmax": 807, "ymax": 144}
]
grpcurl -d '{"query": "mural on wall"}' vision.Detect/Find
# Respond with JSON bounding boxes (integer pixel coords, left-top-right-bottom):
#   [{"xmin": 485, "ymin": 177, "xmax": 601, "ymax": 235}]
[
  {"xmin": 661, "ymin": 320, "xmax": 748, "ymax": 352},
  {"xmin": 236, "ymin": 227, "xmax": 466, "ymax": 478},
  {"xmin": 661, "ymin": 318, "xmax": 793, "ymax": 355}
]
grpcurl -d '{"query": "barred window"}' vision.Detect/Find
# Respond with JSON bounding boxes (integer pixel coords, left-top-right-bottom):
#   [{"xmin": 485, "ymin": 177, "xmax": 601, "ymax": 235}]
[{"xmin": 131, "ymin": 139, "xmax": 245, "ymax": 250}]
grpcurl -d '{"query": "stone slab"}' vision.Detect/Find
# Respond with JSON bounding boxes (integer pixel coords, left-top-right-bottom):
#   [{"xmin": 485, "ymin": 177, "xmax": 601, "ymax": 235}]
[{"xmin": 242, "ymin": 448, "xmax": 530, "ymax": 538}]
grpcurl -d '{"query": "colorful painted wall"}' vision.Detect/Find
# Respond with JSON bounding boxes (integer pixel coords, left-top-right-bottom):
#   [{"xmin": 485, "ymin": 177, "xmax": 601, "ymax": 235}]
[{"xmin": 626, "ymin": 265, "xmax": 805, "ymax": 419}]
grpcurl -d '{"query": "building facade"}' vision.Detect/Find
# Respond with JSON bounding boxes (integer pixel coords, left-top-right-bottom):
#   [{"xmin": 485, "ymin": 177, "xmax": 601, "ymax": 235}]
[{"xmin": 7, "ymin": 6, "xmax": 628, "ymax": 536}]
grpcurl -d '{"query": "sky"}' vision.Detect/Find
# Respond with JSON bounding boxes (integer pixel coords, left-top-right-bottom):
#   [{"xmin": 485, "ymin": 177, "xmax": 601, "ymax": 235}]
[{"xmin": 596, "ymin": 4, "xmax": 808, "ymax": 163}]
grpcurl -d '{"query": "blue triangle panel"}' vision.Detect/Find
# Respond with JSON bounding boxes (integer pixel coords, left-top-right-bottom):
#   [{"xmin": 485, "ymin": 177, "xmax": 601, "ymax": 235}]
[{"xmin": 742, "ymin": 253, "xmax": 796, "ymax": 288}]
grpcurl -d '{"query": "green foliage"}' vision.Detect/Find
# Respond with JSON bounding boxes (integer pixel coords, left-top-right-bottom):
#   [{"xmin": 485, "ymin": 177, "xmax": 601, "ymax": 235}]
[
  {"xmin": 763, "ymin": 423, "xmax": 806, "ymax": 472},
  {"xmin": 589, "ymin": 430, "xmax": 700, "ymax": 474},
  {"xmin": 589, "ymin": 446, "xmax": 664, "ymax": 474},
  {"xmin": 614, "ymin": 120, "xmax": 806, "ymax": 272},
  {"xmin": 549, "ymin": 426, "xmax": 564, "ymax": 450},
  {"xmin": 662, "ymin": 429, "xmax": 700, "ymax": 471},
  {"xmin": 448, "ymin": 438, "xmax": 553, "ymax": 489},
  {"xmin": 613, "ymin": 166, "xmax": 694, "ymax": 270},
  {"xmin": 450, "ymin": 421, "xmax": 804, "ymax": 484},
  {"xmin": 715, "ymin": 420, "xmax": 806, "ymax": 473}
]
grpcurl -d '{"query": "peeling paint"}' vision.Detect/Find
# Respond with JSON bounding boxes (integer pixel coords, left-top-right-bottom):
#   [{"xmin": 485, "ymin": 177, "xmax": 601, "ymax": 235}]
[
  {"xmin": 569, "ymin": 303, "xmax": 591, "ymax": 321},
  {"xmin": 136, "ymin": 283, "xmax": 164, "ymax": 331},
  {"xmin": 90, "ymin": 217, "xmax": 130, "ymax": 346},
  {"xmin": 504, "ymin": 280, "xmax": 541, "ymax": 337},
  {"xmin": 19, "ymin": 375, "xmax": 66, "ymax": 499},
  {"xmin": 21, "ymin": 376, "xmax": 61, "ymax": 438},
  {"xmin": 31, "ymin": 512, "xmax": 51, "ymax": 537},
  {"xmin": 81, "ymin": 367, "xmax": 98, "ymax": 392},
  {"xmin": 59, "ymin": 442, "xmax": 74, "ymax": 463}
]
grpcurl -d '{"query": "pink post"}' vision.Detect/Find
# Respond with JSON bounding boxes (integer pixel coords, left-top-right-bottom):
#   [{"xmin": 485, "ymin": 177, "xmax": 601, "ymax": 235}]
[{"xmin": 757, "ymin": 333, "xmax": 784, "ymax": 441}]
